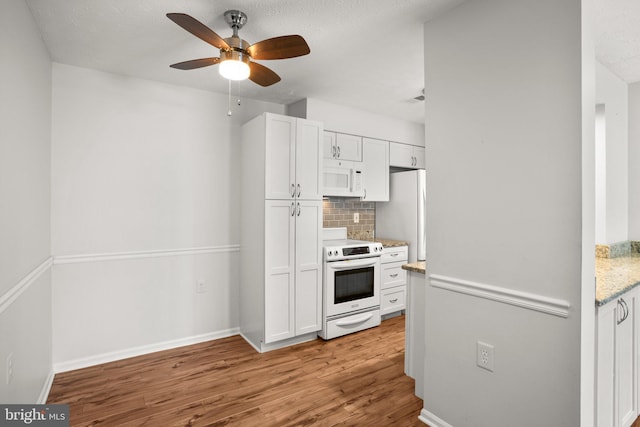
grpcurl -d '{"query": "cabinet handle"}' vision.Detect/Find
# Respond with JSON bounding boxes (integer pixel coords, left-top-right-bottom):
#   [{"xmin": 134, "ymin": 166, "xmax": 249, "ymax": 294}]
[
  {"xmin": 363, "ymin": 188, "xmax": 367, "ymax": 199},
  {"xmin": 617, "ymin": 298, "xmax": 629, "ymax": 324},
  {"xmin": 332, "ymin": 145, "xmax": 336, "ymax": 158},
  {"xmin": 390, "ymin": 273, "xmax": 399, "ymax": 278},
  {"xmin": 291, "ymin": 184, "xmax": 295, "ymax": 198},
  {"xmin": 390, "ymin": 253, "xmax": 399, "ymax": 257},
  {"xmin": 390, "ymin": 298, "xmax": 398, "ymax": 303},
  {"xmin": 297, "ymin": 183, "xmax": 301, "ymax": 197},
  {"xmin": 291, "ymin": 202, "xmax": 295, "ymax": 216},
  {"xmin": 337, "ymin": 146, "xmax": 341, "ymax": 158},
  {"xmin": 297, "ymin": 202, "xmax": 301, "ymax": 216}
]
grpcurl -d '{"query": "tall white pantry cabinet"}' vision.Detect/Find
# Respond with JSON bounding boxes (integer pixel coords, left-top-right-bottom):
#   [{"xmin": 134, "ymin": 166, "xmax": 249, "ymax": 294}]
[{"xmin": 240, "ymin": 113, "xmax": 324, "ymax": 352}]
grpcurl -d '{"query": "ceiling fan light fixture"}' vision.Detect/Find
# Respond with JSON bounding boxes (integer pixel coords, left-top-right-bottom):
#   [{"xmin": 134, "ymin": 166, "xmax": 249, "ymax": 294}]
[{"xmin": 219, "ymin": 50, "xmax": 250, "ymax": 81}]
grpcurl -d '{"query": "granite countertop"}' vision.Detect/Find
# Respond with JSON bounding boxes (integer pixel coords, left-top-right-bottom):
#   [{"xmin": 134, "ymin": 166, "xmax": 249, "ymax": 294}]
[
  {"xmin": 596, "ymin": 254, "xmax": 640, "ymax": 306},
  {"xmin": 402, "ymin": 262, "xmax": 426, "ymax": 274},
  {"xmin": 372, "ymin": 238, "xmax": 409, "ymax": 248}
]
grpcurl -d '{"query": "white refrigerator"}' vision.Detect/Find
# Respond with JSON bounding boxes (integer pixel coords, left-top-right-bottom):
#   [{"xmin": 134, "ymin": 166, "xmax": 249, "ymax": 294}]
[{"xmin": 375, "ymin": 169, "xmax": 426, "ymax": 262}]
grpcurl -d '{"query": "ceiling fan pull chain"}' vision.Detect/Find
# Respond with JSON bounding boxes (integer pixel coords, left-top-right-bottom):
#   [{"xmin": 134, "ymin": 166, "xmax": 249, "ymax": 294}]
[{"xmin": 227, "ymin": 79, "xmax": 232, "ymax": 117}]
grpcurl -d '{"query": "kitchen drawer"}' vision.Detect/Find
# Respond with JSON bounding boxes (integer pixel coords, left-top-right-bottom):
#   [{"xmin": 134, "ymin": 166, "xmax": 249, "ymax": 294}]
[
  {"xmin": 381, "ymin": 246, "xmax": 408, "ymax": 264},
  {"xmin": 381, "ymin": 286, "xmax": 406, "ymax": 315},
  {"xmin": 381, "ymin": 262, "xmax": 406, "ymax": 289},
  {"xmin": 323, "ymin": 309, "xmax": 381, "ymax": 340}
]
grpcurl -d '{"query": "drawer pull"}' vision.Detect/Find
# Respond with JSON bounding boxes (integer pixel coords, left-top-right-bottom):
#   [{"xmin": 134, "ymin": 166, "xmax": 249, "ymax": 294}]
[
  {"xmin": 390, "ymin": 253, "xmax": 399, "ymax": 257},
  {"xmin": 336, "ymin": 312, "xmax": 373, "ymax": 326},
  {"xmin": 390, "ymin": 273, "xmax": 399, "ymax": 278},
  {"xmin": 389, "ymin": 298, "xmax": 398, "ymax": 303}
]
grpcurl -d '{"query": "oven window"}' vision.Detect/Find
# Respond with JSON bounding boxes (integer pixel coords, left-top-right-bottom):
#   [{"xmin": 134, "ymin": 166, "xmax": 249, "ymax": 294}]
[{"xmin": 334, "ymin": 266, "xmax": 374, "ymax": 304}]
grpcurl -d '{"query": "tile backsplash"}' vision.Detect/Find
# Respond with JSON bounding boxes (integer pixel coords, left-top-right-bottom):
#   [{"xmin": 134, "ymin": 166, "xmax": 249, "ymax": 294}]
[{"xmin": 322, "ymin": 197, "xmax": 375, "ymax": 240}]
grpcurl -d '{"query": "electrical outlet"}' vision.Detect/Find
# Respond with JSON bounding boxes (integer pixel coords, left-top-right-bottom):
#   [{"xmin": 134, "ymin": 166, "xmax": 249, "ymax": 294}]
[
  {"xmin": 476, "ymin": 341, "xmax": 494, "ymax": 372},
  {"xmin": 353, "ymin": 212, "xmax": 360, "ymax": 223},
  {"xmin": 6, "ymin": 353, "xmax": 13, "ymax": 385},
  {"xmin": 196, "ymin": 280, "xmax": 206, "ymax": 294}
]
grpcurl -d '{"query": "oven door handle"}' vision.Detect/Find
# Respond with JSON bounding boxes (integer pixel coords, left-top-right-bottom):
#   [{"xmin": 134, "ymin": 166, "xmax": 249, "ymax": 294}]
[
  {"xmin": 335, "ymin": 312, "xmax": 374, "ymax": 326},
  {"xmin": 327, "ymin": 258, "xmax": 379, "ymax": 270}
]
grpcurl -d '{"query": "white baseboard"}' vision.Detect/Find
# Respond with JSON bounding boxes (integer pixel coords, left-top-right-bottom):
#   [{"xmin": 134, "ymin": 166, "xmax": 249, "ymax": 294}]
[
  {"xmin": 239, "ymin": 332, "xmax": 319, "ymax": 353},
  {"xmin": 419, "ymin": 409, "xmax": 453, "ymax": 427},
  {"xmin": 38, "ymin": 369, "xmax": 55, "ymax": 404},
  {"xmin": 53, "ymin": 327, "xmax": 240, "ymax": 373}
]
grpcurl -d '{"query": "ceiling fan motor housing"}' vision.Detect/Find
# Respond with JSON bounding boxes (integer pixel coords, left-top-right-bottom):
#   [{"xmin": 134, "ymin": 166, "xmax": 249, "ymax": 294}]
[{"xmin": 221, "ymin": 37, "xmax": 250, "ymax": 64}]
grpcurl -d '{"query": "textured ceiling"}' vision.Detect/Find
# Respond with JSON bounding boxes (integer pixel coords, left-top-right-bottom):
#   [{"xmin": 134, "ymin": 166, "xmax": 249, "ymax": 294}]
[
  {"xmin": 24, "ymin": 0, "xmax": 640, "ymax": 125},
  {"xmin": 595, "ymin": 0, "xmax": 640, "ymax": 83},
  {"xmin": 25, "ymin": 0, "xmax": 464, "ymax": 124}
]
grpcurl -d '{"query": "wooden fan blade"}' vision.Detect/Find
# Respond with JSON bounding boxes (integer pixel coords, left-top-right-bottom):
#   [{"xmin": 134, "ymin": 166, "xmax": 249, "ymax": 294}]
[
  {"xmin": 170, "ymin": 57, "xmax": 221, "ymax": 70},
  {"xmin": 247, "ymin": 35, "xmax": 310, "ymax": 60},
  {"xmin": 167, "ymin": 13, "xmax": 230, "ymax": 50},
  {"xmin": 249, "ymin": 62, "xmax": 281, "ymax": 87}
]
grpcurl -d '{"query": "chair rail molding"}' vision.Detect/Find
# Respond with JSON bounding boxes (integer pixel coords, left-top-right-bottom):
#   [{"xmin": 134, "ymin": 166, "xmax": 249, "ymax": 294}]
[
  {"xmin": 429, "ymin": 274, "xmax": 571, "ymax": 318},
  {"xmin": 0, "ymin": 257, "xmax": 53, "ymax": 314},
  {"xmin": 53, "ymin": 244, "xmax": 240, "ymax": 265}
]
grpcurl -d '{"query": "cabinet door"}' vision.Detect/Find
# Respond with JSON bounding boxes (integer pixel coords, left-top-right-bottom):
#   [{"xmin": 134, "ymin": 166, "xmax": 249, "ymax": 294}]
[
  {"xmin": 618, "ymin": 293, "xmax": 637, "ymax": 427},
  {"xmin": 323, "ymin": 131, "xmax": 336, "ymax": 159},
  {"xmin": 265, "ymin": 114, "xmax": 296, "ymax": 200},
  {"xmin": 413, "ymin": 146, "xmax": 426, "ymax": 169},
  {"xmin": 597, "ymin": 300, "xmax": 617, "ymax": 427},
  {"xmin": 264, "ymin": 200, "xmax": 295, "ymax": 343},
  {"xmin": 294, "ymin": 200, "xmax": 322, "ymax": 335},
  {"xmin": 389, "ymin": 142, "xmax": 414, "ymax": 168},
  {"xmin": 596, "ymin": 293, "xmax": 638, "ymax": 427},
  {"xmin": 335, "ymin": 133, "xmax": 362, "ymax": 161},
  {"xmin": 296, "ymin": 120, "xmax": 323, "ymax": 201},
  {"xmin": 362, "ymin": 138, "xmax": 389, "ymax": 201}
]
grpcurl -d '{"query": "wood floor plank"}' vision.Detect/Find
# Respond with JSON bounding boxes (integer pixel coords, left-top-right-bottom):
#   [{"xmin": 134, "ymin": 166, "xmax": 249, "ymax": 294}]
[{"xmin": 47, "ymin": 315, "xmax": 424, "ymax": 426}]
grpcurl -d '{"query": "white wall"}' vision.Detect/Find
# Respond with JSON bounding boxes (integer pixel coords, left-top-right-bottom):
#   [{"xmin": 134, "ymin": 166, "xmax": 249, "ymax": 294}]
[
  {"xmin": 422, "ymin": 1, "xmax": 588, "ymax": 426},
  {"xmin": 595, "ymin": 62, "xmax": 628, "ymax": 244},
  {"xmin": 629, "ymin": 82, "xmax": 640, "ymax": 241},
  {"xmin": 0, "ymin": 0, "xmax": 53, "ymax": 403},
  {"xmin": 287, "ymin": 98, "xmax": 425, "ymax": 146},
  {"xmin": 595, "ymin": 104, "xmax": 606, "ymax": 243},
  {"xmin": 51, "ymin": 63, "xmax": 285, "ymax": 369}
]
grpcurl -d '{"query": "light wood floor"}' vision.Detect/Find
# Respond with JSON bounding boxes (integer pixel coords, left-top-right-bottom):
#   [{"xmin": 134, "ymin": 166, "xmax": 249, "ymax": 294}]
[{"xmin": 47, "ymin": 315, "xmax": 424, "ymax": 426}]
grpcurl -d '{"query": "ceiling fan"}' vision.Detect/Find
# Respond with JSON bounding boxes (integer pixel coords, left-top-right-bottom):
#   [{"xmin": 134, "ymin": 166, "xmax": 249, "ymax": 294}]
[{"xmin": 167, "ymin": 10, "xmax": 310, "ymax": 87}]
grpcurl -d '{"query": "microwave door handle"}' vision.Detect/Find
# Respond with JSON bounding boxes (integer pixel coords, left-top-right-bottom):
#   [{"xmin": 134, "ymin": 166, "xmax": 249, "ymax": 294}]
[{"xmin": 349, "ymin": 169, "xmax": 353, "ymax": 192}]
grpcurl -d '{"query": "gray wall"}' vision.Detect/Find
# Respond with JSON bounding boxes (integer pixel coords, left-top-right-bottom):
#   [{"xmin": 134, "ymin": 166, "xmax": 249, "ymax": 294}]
[
  {"xmin": 421, "ymin": 0, "xmax": 589, "ymax": 425},
  {"xmin": 0, "ymin": 0, "xmax": 53, "ymax": 403}
]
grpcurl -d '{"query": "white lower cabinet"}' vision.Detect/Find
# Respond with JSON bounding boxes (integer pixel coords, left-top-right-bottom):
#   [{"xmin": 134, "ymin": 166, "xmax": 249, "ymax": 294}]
[
  {"xmin": 264, "ymin": 200, "xmax": 323, "ymax": 344},
  {"xmin": 380, "ymin": 246, "xmax": 408, "ymax": 316},
  {"xmin": 596, "ymin": 288, "xmax": 638, "ymax": 427}
]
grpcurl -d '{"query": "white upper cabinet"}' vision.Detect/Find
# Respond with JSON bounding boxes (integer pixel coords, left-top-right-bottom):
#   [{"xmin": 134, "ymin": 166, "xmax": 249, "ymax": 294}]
[
  {"xmin": 295, "ymin": 119, "xmax": 323, "ymax": 200},
  {"xmin": 362, "ymin": 138, "xmax": 389, "ymax": 202},
  {"xmin": 265, "ymin": 115, "xmax": 296, "ymax": 200},
  {"xmin": 265, "ymin": 114, "xmax": 322, "ymax": 201},
  {"xmin": 390, "ymin": 142, "xmax": 425, "ymax": 169},
  {"xmin": 323, "ymin": 131, "xmax": 362, "ymax": 161}
]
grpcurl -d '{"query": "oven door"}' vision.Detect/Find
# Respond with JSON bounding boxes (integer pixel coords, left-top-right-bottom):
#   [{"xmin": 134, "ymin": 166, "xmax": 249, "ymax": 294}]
[{"xmin": 324, "ymin": 256, "xmax": 380, "ymax": 318}]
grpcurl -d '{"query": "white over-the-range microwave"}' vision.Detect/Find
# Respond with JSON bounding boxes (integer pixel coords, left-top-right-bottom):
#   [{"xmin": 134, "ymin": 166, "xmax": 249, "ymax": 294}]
[{"xmin": 322, "ymin": 159, "xmax": 364, "ymax": 197}]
